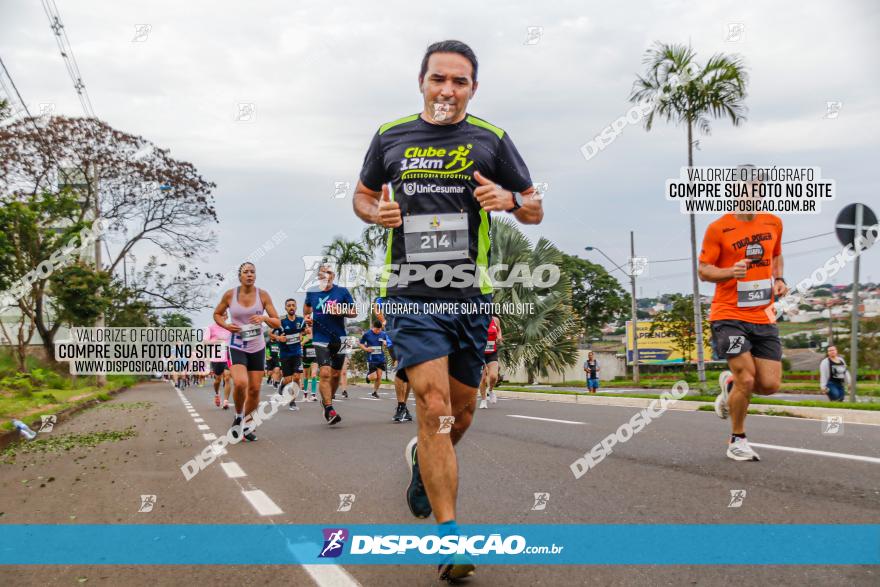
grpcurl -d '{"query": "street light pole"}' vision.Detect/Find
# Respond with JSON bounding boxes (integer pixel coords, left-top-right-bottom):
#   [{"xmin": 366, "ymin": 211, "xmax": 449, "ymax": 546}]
[
  {"xmin": 584, "ymin": 244, "xmax": 639, "ymax": 384},
  {"xmin": 630, "ymin": 231, "xmax": 639, "ymax": 385}
]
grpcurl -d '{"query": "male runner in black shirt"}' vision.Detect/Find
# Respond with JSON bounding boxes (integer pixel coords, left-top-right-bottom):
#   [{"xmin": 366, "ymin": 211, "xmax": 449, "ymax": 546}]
[{"xmin": 353, "ymin": 39, "xmax": 543, "ymax": 581}]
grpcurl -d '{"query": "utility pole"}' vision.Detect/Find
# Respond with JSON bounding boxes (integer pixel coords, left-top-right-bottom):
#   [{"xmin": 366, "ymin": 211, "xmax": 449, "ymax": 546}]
[
  {"xmin": 91, "ymin": 163, "xmax": 106, "ymax": 387},
  {"xmin": 630, "ymin": 231, "xmax": 640, "ymax": 385},
  {"xmin": 849, "ymin": 204, "xmax": 863, "ymax": 402}
]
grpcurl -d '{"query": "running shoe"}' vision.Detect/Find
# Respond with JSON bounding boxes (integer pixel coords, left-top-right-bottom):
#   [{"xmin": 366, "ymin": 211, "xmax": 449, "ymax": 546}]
[
  {"xmin": 479, "ymin": 399, "xmax": 488, "ymax": 409},
  {"xmin": 243, "ymin": 431, "xmax": 258, "ymax": 442},
  {"xmin": 715, "ymin": 370, "xmax": 733, "ymax": 419},
  {"xmin": 393, "ymin": 405, "xmax": 404, "ymax": 422},
  {"xmin": 404, "ymin": 436, "xmax": 432, "ymax": 519},
  {"xmin": 311, "ymin": 394, "xmax": 318, "ymax": 402},
  {"xmin": 214, "ymin": 394, "xmax": 220, "ymax": 407},
  {"xmin": 489, "ymin": 390, "xmax": 497, "ymax": 404},
  {"xmin": 402, "ymin": 406, "xmax": 413, "ymax": 422},
  {"xmin": 342, "ymin": 390, "xmax": 349, "ymax": 399},
  {"xmin": 230, "ymin": 416, "xmax": 243, "ymax": 441},
  {"xmin": 371, "ymin": 391, "xmax": 380, "ymax": 399},
  {"xmin": 437, "ymin": 556, "xmax": 475, "ymax": 582},
  {"xmin": 223, "ymin": 399, "xmax": 229, "ymax": 410},
  {"xmin": 324, "ymin": 405, "xmax": 342, "ymax": 425},
  {"xmin": 727, "ymin": 436, "xmax": 760, "ymax": 461},
  {"xmin": 288, "ymin": 400, "xmax": 299, "ymax": 411}
]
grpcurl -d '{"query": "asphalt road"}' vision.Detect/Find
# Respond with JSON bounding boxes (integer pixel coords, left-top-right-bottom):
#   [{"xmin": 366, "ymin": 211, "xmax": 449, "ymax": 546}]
[{"xmin": 1, "ymin": 379, "xmax": 878, "ymax": 586}]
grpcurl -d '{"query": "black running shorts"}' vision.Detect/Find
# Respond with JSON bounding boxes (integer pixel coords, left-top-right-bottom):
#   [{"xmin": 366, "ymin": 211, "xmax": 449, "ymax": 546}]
[
  {"xmin": 314, "ymin": 341, "xmax": 346, "ymax": 370},
  {"xmin": 229, "ymin": 348, "xmax": 266, "ymax": 371},
  {"xmin": 711, "ymin": 319, "xmax": 782, "ymax": 362},
  {"xmin": 281, "ymin": 356, "xmax": 302, "ymax": 377}
]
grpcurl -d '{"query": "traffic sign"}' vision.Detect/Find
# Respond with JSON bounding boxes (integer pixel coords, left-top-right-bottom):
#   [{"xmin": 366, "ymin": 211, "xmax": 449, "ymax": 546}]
[{"xmin": 835, "ymin": 203, "xmax": 877, "ymax": 251}]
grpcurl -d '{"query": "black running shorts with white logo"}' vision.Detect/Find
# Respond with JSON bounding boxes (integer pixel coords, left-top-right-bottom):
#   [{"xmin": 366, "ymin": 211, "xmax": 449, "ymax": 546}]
[{"xmin": 711, "ymin": 319, "xmax": 782, "ymax": 362}]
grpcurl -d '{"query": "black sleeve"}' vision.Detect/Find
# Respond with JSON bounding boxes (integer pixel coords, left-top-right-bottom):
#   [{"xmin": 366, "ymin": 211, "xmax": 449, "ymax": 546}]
[
  {"xmin": 359, "ymin": 131, "xmax": 386, "ymax": 192},
  {"xmin": 493, "ymin": 132, "xmax": 532, "ymax": 193}
]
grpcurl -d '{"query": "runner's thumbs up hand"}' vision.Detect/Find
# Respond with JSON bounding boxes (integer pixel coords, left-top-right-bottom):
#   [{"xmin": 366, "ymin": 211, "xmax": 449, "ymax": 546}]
[
  {"xmin": 377, "ymin": 184, "xmax": 402, "ymax": 228},
  {"xmin": 474, "ymin": 171, "xmax": 514, "ymax": 212}
]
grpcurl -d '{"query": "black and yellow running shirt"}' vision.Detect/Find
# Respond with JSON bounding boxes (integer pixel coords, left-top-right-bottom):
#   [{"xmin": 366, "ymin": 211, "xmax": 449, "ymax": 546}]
[{"xmin": 359, "ymin": 113, "xmax": 532, "ymax": 299}]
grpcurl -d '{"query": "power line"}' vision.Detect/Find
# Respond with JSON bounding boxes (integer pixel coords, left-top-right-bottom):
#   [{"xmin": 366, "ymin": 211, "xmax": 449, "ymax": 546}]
[
  {"xmin": 0, "ymin": 56, "xmax": 60, "ymax": 168},
  {"xmin": 41, "ymin": 0, "xmax": 95, "ymax": 117},
  {"xmin": 622, "ymin": 231, "xmax": 837, "ymax": 268}
]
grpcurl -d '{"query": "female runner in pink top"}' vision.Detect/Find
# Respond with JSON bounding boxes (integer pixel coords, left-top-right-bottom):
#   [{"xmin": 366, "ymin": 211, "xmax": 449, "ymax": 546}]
[{"xmin": 212, "ymin": 262, "xmax": 281, "ymax": 441}]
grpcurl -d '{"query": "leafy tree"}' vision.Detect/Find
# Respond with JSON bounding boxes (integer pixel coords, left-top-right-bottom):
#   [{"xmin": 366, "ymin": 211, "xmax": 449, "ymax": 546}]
[
  {"xmin": 559, "ymin": 254, "xmax": 630, "ymax": 340},
  {"xmin": 649, "ymin": 294, "xmax": 710, "ymax": 370},
  {"xmin": 161, "ymin": 312, "xmax": 193, "ymax": 328},
  {"xmin": 838, "ymin": 317, "xmax": 880, "ymax": 371},
  {"xmin": 0, "ymin": 189, "xmax": 96, "ymax": 361},
  {"xmin": 0, "ymin": 115, "xmax": 219, "ymax": 351},
  {"xmin": 49, "ymin": 263, "xmax": 112, "ymax": 326}
]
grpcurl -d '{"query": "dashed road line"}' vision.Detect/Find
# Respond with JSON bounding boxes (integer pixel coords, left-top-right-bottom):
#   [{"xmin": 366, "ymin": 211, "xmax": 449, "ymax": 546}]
[
  {"xmin": 507, "ymin": 414, "xmax": 585, "ymax": 425},
  {"xmin": 221, "ymin": 461, "xmax": 247, "ymax": 478},
  {"xmin": 749, "ymin": 442, "xmax": 880, "ymax": 464},
  {"xmin": 242, "ymin": 489, "xmax": 283, "ymax": 516}
]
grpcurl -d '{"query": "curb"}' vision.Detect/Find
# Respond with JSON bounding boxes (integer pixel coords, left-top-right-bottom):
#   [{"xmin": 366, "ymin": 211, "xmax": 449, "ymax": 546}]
[
  {"xmin": 495, "ymin": 390, "xmax": 880, "ymax": 425},
  {"xmin": 0, "ymin": 379, "xmax": 151, "ymax": 453}
]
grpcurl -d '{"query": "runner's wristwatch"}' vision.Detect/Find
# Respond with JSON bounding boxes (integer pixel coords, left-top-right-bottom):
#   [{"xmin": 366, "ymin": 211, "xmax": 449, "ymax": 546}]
[{"xmin": 507, "ymin": 191, "xmax": 523, "ymax": 212}]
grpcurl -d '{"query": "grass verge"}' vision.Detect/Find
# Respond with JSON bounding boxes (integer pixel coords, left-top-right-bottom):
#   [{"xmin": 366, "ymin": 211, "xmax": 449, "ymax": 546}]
[{"xmin": 496, "ymin": 386, "xmax": 880, "ymax": 411}]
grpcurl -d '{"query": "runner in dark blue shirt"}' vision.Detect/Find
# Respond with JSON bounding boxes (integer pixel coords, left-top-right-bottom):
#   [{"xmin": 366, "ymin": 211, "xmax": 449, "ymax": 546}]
[
  {"xmin": 278, "ymin": 298, "xmax": 307, "ymax": 410},
  {"xmin": 303, "ymin": 264, "xmax": 357, "ymax": 425},
  {"xmin": 360, "ymin": 320, "xmax": 391, "ymax": 398}
]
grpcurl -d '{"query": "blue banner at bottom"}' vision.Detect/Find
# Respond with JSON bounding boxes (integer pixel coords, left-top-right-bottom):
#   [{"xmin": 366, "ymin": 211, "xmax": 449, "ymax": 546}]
[{"xmin": 1, "ymin": 524, "xmax": 878, "ymax": 565}]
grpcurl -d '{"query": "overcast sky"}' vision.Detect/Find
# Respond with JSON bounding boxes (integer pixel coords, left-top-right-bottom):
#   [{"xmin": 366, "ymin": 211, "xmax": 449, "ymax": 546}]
[{"xmin": 2, "ymin": 0, "xmax": 878, "ymax": 325}]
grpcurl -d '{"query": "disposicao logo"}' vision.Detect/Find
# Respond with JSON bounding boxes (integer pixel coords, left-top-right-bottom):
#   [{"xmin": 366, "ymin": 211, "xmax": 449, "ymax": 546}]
[{"xmin": 318, "ymin": 528, "xmax": 348, "ymax": 558}]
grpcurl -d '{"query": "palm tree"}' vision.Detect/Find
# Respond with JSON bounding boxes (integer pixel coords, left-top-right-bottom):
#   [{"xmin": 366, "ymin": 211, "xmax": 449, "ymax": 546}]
[
  {"xmin": 491, "ymin": 218, "xmax": 578, "ymax": 383},
  {"xmin": 630, "ymin": 42, "xmax": 748, "ymax": 384},
  {"xmin": 322, "ymin": 236, "xmax": 373, "ymax": 314},
  {"xmin": 360, "ymin": 224, "xmax": 387, "ymax": 260}
]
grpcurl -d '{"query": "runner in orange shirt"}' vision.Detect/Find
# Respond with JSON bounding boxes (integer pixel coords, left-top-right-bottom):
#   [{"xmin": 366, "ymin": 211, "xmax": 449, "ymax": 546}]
[{"xmin": 698, "ymin": 168, "xmax": 788, "ymax": 461}]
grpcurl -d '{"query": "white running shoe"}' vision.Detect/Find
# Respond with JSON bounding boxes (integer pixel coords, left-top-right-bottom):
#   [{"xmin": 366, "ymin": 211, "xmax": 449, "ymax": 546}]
[
  {"xmin": 489, "ymin": 390, "xmax": 497, "ymax": 404},
  {"xmin": 715, "ymin": 370, "xmax": 733, "ymax": 419},
  {"xmin": 726, "ymin": 436, "xmax": 760, "ymax": 461},
  {"xmin": 479, "ymin": 399, "xmax": 488, "ymax": 409}
]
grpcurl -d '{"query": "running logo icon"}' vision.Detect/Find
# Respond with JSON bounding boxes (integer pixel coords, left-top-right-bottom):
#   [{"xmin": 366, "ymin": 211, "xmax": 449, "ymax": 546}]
[
  {"xmin": 727, "ymin": 336, "xmax": 745, "ymax": 354},
  {"xmin": 332, "ymin": 181, "xmax": 350, "ymax": 199},
  {"xmin": 728, "ymin": 489, "xmax": 746, "ymax": 508},
  {"xmin": 38, "ymin": 414, "xmax": 57, "ymax": 433},
  {"xmin": 437, "ymin": 416, "xmax": 455, "ymax": 434},
  {"xmin": 319, "ymin": 528, "xmax": 349, "ymax": 558},
  {"xmin": 822, "ymin": 415, "xmax": 844, "ymax": 435},
  {"xmin": 337, "ymin": 494, "xmax": 356, "ymax": 512},
  {"xmin": 138, "ymin": 495, "xmax": 157, "ymax": 513},
  {"xmin": 531, "ymin": 492, "xmax": 550, "ymax": 511}
]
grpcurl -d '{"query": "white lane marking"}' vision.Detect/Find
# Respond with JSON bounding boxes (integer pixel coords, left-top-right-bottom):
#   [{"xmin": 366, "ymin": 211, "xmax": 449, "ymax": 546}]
[
  {"xmin": 242, "ymin": 489, "xmax": 283, "ymax": 516},
  {"xmin": 749, "ymin": 443, "xmax": 880, "ymax": 464},
  {"xmin": 193, "ymin": 418, "xmax": 204, "ymax": 423},
  {"xmin": 197, "ymin": 424, "xmax": 210, "ymax": 430},
  {"xmin": 507, "ymin": 414, "xmax": 585, "ymax": 425},
  {"xmin": 221, "ymin": 462, "xmax": 247, "ymax": 478},
  {"xmin": 301, "ymin": 563, "xmax": 362, "ymax": 587},
  {"xmin": 203, "ymin": 433, "xmax": 217, "ymax": 441},
  {"xmin": 360, "ymin": 397, "xmax": 381, "ymax": 401}
]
